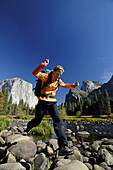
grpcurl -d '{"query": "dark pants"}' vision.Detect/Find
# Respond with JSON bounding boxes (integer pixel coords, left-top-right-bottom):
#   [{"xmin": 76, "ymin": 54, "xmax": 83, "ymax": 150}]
[{"xmin": 27, "ymin": 100, "xmax": 67, "ymax": 148}]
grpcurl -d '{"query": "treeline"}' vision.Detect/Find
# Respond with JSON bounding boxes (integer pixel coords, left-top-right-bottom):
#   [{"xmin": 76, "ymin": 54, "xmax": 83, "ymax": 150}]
[
  {"xmin": 0, "ymin": 85, "xmax": 35, "ymax": 116},
  {"xmin": 59, "ymin": 89, "xmax": 113, "ymax": 117},
  {"xmin": 1, "ymin": 85, "xmax": 113, "ymax": 118}
]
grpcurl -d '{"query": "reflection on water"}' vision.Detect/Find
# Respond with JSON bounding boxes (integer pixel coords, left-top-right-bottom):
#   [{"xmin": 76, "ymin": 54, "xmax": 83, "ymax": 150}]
[{"xmin": 8, "ymin": 119, "xmax": 113, "ymax": 143}]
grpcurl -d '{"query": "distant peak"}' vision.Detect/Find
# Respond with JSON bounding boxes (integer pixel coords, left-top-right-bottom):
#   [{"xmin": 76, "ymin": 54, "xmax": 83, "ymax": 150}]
[{"xmin": 108, "ymin": 75, "xmax": 113, "ymax": 84}]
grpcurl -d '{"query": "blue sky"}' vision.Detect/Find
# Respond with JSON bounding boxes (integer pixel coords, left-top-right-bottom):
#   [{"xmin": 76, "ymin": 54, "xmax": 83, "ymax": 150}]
[{"xmin": 0, "ymin": 0, "xmax": 113, "ymax": 105}]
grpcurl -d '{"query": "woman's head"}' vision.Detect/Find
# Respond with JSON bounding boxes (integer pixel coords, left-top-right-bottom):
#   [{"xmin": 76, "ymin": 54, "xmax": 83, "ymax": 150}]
[
  {"xmin": 53, "ymin": 65, "xmax": 64, "ymax": 73},
  {"xmin": 53, "ymin": 65, "xmax": 64, "ymax": 79}
]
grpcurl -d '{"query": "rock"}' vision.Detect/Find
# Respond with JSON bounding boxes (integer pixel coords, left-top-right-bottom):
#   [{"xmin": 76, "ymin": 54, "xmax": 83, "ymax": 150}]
[
  {"xmin": 66, "ymin": 149, "xmax": 83, "ymax": 162},
  {"xmin": 89, "ymin": 75, "xmax": 113, "ymax": 100},
  {"xmin": 83, "ymin": 156, "xmax": 89, "ymax": 163},
  {"xmin": 6, "ymin": 134, "xmax": 30, "ymax": 144},
  {"xmin": 36, "ymin": 140, "xmax": 47, "ymax": 153},
  {"xmin": 0, "ymin": 162, "xmax": 26, "ymax": 170},
  {"xmin": 91, "ymin": 141, "xmax": 101, "ymax": 151},
  {"xmin": 55, "ymin": 159, "xmax": 71, "ymax": 167},
  {"xmin": 7, "ymin": 153, "xmax": 16, "ymax": 163},
  {"xmin": 77, "ymin": 131, "xmax": 90, "ymax": 137},
  {"xmin": 65, "ymin": 129, "xmax": 72, "ymax": 134},
  {"xmin": 54, "ymin": 160, "xmax": 89, "ymax": 170},
  {"xmin": 46, "ymin": 146, "xmax": 54, "ymax": 156},
  {"xmin": 98, "ymin": 149, "xmax": 113, "ymax": 166},
  {"xmin": 8, "ymin": 140, "xmax": 37, "ymax": 160},
  {"xmin": 85, "ymin": 163, "xmax": 93, "ymax": 170},
  {"xmin": 0, "ymin": 130, "xmax": 8, "ymax": 137},
  {"xmin": 99, "ymin": 162, "xmax": 111, "ymax": 170},
  {"xmin": 48, "ymin": 139, "xmax": 59, "ymax": 151},
  {"xmin": 81, "ymin": 80, "xmax": 102, "ymax": 92},
  {"xmin": 0, "ymin": 137, "xmax": 5, "ymax": 145},
  {"xmin": 65, "ymin": 88, "xmax": 88, "ymax": 103},
  {"xmin": 94, "ymin": 164, "xmax": 105, "ymax": 170},
  {"xmin": 0, "ymin": 78, "xmax": 38, "ymax": 108},
  {"xmin": 34, "ymin": 153, "xmax": 48, "ymax": 170}
]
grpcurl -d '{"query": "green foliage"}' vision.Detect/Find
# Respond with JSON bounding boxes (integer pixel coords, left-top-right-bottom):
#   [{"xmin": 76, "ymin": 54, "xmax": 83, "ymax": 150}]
[
  {"xmin": 0, "ymin": 118, "xmax": 10, "ymax": 130},
  {"xmin": 76, "ymin": 111, "xmax": 81, "ymax": 117},
  {"xmin": 0, "ymin": 92, "xmax": 5, "ymax": 112},
  {"xmin": 16, "ymin": 110, "xmax": 26, "ymax": 119},
  {"xmin": 58, "ymin": 103, "xmax": 67, "ymax": 119},
  {"xmin": 31, "ymin": 122, "xmax": 54, "ymax": 141},
  {"xmin": 97, "ymin": 90, "xmax": 104, "ymax": 115},
  {"xmin": 103, "ymin": 89, "xmax": 111, "ymax": 115}
]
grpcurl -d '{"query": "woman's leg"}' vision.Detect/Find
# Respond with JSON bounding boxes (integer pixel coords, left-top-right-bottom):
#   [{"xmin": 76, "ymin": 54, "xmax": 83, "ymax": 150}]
[
  {"xmin": 48, "ymin": 102, "xmax": 67, "ymax": 148},
  {"xmin": 26, "ymin": 100, "xmax": 48, "ymax": 132}
]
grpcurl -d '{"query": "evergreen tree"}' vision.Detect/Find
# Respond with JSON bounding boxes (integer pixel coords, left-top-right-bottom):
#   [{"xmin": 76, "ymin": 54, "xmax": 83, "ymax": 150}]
[
  {"xmin": 83, "ymin": 97, "xmax": 91, "ymax": 115},
  {"xmin": 2, "ymin": 85, "xmax": 9, "ymax": 114},
  {"xmin": 67, "ymin": 102, "xmax": 72, "ymax": 115},
  {"xmin": 17, "ymin": 99, "xmax": 24, "ymax": 113},
  {"xmin": 110, "ymin": 99, "xmax": 113, "ymax": 113},
  {"xmin": 97, "ymin": 90, "xmax": 104, "ymax": 115},
  {"xmin": 91, "ymin": 93, "xmax": 98, "ymax": 117},
  {"xmin": 103, "ymin": 89, "xmax": 111, "ymax": 115},
  {"xmin": 0, "ymin": 92, "xmax": 5, "ymax": 113},
  {"xmin": 64, "ymin": 102, "xmax": 68, "ymax": 113}
]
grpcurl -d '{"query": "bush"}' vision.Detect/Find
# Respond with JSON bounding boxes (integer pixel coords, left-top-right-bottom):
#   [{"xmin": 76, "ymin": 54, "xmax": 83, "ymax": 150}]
[
  {"xmin": 31, "ymin": 121, "xmax": 54, "ymax": 141},
  {"xmin": 0, "ymin": 118, "xmax": 10, "ymax": 131},
  {"xmin": 76, "ymin": 111, "xmax": 81, "ymax": 117},
  {"xmin": 16, "ymin": 110, "xmax": 26, "ymax": 119}
]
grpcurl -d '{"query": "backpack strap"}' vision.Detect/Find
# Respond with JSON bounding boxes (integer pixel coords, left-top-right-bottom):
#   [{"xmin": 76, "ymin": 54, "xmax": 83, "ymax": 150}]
[
  {"xmin": 41, "ymin": 72, "xmax": 60, "ymax": 91},
  {"xmin": 40, "ymin": 71, "xmax": 52, "ymax": 90}
]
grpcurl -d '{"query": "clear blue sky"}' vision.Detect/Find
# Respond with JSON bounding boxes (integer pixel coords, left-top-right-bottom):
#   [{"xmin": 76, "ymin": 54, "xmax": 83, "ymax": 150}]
[{"xmin": 0, "ymin": 0, "xmax": 113, "ymax": 105}]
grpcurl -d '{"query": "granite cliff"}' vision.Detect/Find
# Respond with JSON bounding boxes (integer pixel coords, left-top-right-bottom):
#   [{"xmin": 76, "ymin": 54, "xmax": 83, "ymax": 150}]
[
  {"xmin": 0, "ymin": 78, "xmax": 38, "ymax": 108},
  {"xmin": 81, "ymin": 80, "xmax": 103, "ymax": 92},
  {"xmin": 89, "ymin": 75, "xmax": 113, "ymax": 100},
  {"xmin": 65, "ymin": 76, "xmax": 113, "ymax": 104},
  {"xmin": 65, "ymin": 80, "xmax": 103, "ymax": 103}
]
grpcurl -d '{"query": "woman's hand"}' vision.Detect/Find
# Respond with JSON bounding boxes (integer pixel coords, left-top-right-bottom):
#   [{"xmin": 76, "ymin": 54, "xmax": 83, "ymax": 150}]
[
  {"xmin": 75, "ymin": 82, "xmax": 79, "ymax": 87},
  {"xmin": 44, "ymin": 59, "xmax": 49, "ymax": 65}
]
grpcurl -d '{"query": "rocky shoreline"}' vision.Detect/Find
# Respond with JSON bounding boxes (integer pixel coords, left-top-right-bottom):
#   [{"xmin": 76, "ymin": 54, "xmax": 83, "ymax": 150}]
[{"xmin": 0, "ymin": 122, "xmax": 113, "ymax": 169}]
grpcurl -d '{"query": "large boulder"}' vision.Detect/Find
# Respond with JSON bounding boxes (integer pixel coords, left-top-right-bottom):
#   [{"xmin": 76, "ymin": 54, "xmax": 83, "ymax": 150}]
[
  {"xmin": 0, "ymin": 163, "xmax": 26, "ymax": 170},
  {"xmin": 54, "ymin": 160, "xmax": 89, "ymax": 170},
  {"xmin": 8, "ymin": 140, "xmax": 37, "ymax": 160}
]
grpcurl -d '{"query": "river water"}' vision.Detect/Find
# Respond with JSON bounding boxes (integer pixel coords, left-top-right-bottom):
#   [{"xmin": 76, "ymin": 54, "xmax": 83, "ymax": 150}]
[{"xmin": 8, "ymin": 119, "xmax": 113, "ymax": 143}]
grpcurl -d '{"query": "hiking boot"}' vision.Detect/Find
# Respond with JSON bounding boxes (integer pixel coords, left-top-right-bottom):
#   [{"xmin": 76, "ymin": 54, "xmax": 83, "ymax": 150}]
[
  {"xmin": 59, "ymin": 146, "xmax": 74, "ymax": 155},
  {"xmin": 24, "ymin": 128, "xmax": 31, "ymax": 135}
]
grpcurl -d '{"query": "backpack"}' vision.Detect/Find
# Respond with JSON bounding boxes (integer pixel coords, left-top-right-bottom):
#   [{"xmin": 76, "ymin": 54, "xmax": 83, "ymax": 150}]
[{"xmin": 34, "ymin": 69, "xmax": 60, "ymax": 97}]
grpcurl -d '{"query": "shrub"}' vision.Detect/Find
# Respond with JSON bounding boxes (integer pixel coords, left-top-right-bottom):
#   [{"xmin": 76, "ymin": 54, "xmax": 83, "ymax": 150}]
[
  {"xmin": 31, "ymin": 121, "xmax": 54, "ymax": 141},
  {"xmin": 16, "ymin": 110, "xmax": 26, "ymax": 119},
  {"xmin": 0, "ymin": 118, "xmax": 10, "ymax": 130},
  {"xmin": 76, "ymin": 111, "xmax": 81, "ymax": 117}
]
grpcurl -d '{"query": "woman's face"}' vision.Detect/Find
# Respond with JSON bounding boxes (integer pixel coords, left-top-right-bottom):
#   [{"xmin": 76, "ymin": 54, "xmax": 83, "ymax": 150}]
[{"xmin": 53, "ymin": 69, "xmax": 63, "ymax": 80}]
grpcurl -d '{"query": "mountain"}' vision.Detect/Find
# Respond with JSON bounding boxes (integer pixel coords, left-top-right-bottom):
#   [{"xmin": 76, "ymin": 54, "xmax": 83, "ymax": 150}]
[
  {"xmin": 65, "ymin": 88, "xmax": 88, "ymax": 103},
  {"xmin": 81, "ymin": 80, "xmax": 103, "ymax": 92},
  {"xmin": 0, "ymin": 78, "xmax": 38, "ymax": 108},
  {"xmin": 89, "ymin": 75, "xmax": 113, "ymax": 100},
  {"xmin": 65, "ymin": 79, "xmax": 103, "ymax": 103}
]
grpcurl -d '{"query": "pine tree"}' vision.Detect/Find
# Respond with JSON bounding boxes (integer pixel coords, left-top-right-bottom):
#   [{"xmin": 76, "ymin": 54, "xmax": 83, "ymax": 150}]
[
  {"xmin": 110, "ymin": 99, "xmax": 113, "ymax": 113},
  {"xmin": 91, "ymin": 93, "xmax": 98, "ymax": 117},
  {"xmin": 103, "ymin": 89, "xmax": 111, "ymax": 115},
  {"xmin": 2, "ymin": 85, "xmax": 9, "ymax": 114},
  {"xmin": 67, "ymin": 102, "xmax": 72, "ymax": 115},
  {"xmin": 97, "ymin": 90, "xmax": 104, "ymax": 115},
  {"xmin": 0, "ymin": 92, "xmax": 5, "ymax": 113}
]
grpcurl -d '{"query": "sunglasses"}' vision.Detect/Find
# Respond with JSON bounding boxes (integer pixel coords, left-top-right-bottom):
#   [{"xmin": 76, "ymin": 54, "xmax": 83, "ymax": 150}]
[{"xmin": 56, "ymin": 72, "xmax": 62, "ymax": 76}]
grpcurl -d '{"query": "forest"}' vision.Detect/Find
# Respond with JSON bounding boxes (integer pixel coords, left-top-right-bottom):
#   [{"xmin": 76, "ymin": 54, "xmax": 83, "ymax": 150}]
[{"xmin": 0, "ymin": 85, "xmax": 113, "ymax": 118}]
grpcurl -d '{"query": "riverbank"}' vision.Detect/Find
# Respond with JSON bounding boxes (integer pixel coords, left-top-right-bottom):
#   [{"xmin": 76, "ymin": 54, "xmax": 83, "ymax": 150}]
[
  {"xmin": 0, "ymin": 119, "xmax": 113, "ymax": 169},
  {"xmin": 0, "ymin": 114, "xmax": 113, "ymax": 121}
]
